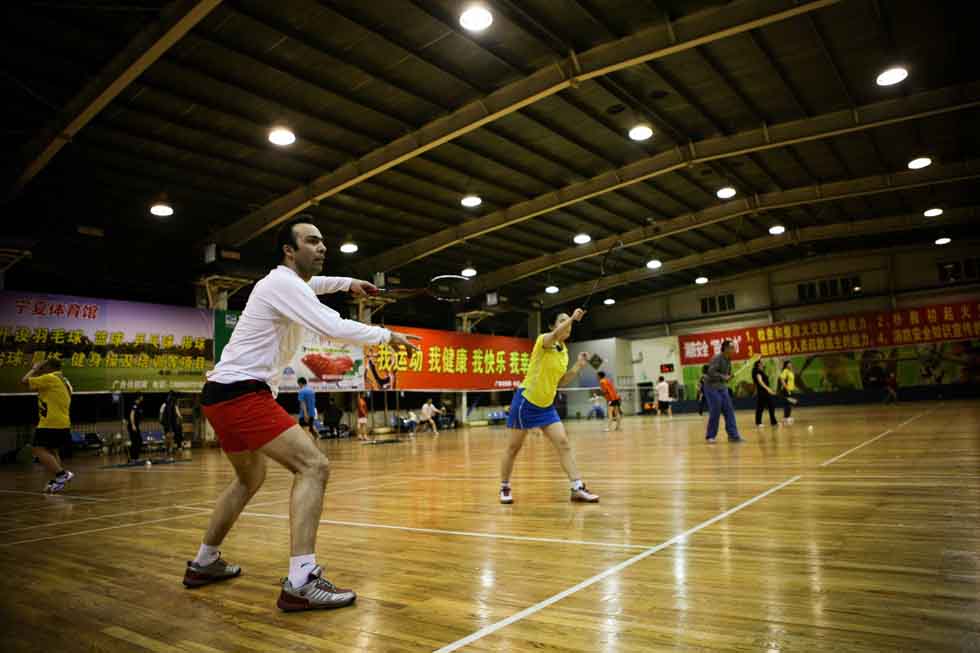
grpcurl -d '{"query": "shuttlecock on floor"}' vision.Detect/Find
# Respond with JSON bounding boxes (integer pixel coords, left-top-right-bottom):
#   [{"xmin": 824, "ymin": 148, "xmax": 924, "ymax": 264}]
[{"xmin": 145, "ymin": 460, "xmax": 152, "ymax": 467}]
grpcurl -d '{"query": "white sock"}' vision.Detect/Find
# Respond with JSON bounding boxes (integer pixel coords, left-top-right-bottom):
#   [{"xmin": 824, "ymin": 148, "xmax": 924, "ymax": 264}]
[
  {"xmin": 288, "ymin": 554, "xmax": 317, "ymax": 588},
  {"xmin": 571, "ymin": 479, "xmax": 584, "ymax": 491},
  {"xmin": 194, "ymin": 543, "xmax": 219, "ymax": 566},
  {"xmin": 501, "ymin": 480, "xmax": 510, "ymax": 489}
]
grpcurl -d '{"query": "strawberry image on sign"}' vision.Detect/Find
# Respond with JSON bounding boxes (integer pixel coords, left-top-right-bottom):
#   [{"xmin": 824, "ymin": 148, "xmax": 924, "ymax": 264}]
[{"xmin": 301, "ymin": 353, "xmax": 355, "ymax": 380}]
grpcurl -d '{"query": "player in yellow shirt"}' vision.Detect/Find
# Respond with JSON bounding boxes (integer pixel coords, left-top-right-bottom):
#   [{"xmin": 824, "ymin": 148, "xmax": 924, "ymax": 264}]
[
  {"xmin": 499, "ymin": 308, "xmax": 599, "ymax": 504},
  {"xmin": 21, "ymin": 358, "xmax": 75, "ymax": 493},
  {"xmin": 778, "ymin": 360, "xmax": 799, "ymax": 425}
]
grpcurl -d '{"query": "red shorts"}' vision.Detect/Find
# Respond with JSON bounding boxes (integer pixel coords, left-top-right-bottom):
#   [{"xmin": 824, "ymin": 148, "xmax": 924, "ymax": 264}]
[{"xmin": 203, "ymin": 390, "xmax": 296, "ymax": 453}]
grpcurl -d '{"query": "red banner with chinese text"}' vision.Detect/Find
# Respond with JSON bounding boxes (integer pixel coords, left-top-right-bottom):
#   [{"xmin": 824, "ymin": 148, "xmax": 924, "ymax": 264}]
[
  {"xmin": 678, "ymin": 299, "xmax": 980, "ymax": 365},
  {"xmin": 364, "ymin": 325, "xmax": 533, "ymax": 391}
]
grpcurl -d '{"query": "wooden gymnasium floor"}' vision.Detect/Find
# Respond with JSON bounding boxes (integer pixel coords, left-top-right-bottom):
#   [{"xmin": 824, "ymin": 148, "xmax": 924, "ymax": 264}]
[{"xmin": 0, "ymin": 402, "xmax": 978, "ymax": 652}]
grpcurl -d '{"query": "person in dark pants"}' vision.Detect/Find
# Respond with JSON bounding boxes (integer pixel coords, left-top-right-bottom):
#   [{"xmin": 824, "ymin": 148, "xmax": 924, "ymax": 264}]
[
  {"xmin": 128, "ymin": 394, "xmax": 144, "ymax": 462},
  {"xmin": 752, "ymin": 359, "xmax": 778, "ymax": 427},
  {"xmin": 703, "ymin": 341, "xmax": 743, "ymax": 443},
  {"xmin": 697, "ymin": 364, "xmax": 708, "ymax": 416},
  {"xmin": 161, "ymin": 391, "xmax": 183, "ymax": 459}
]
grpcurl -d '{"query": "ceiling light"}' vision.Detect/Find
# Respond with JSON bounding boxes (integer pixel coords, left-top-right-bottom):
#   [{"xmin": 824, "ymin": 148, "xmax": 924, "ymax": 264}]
[
  {"xmin": 716, "ymin": 186, "xmax": 736, "ymax": 199},
  {"xmin": 573, "ymin": 233, "xmax": 591, "ymax": 245},
  {"xmin": 150, "ymin": 202, "xmax": 173, "ymax": 217},
  {"xmin": 695, "ymin": 276, "xmax": 709, "ymax": 285},
  {"xmin": 907, "ymin": 156, "xmax": 932, "ymax": 170},
  {"xmin": 646, "ymin": 258, "xmax": 662, "ymax": 269},
  {"xmin": 628, "ymin": 124, "xmax": 653, "ymax": 141},
  {"xmin": 459, "ymin": 5, "xmax": 493, "ymax": 31},
  {"xmin": 268, "ymin": 127, "xmax": 296, "ymax": 146},
  {"xmin": 923, "ymin": 208, "xmax": 943, "ymax": 217},
  {"xmin": 935, "ymin": 237, "xmax": 951, "ymax": 246},
  {"xmin": 339, "ymin": 241, "xmax": 358, "ymax": 254},
  {"xmin": 461, "ymin": 265, "xmax": 477, "ymax": 278},
  {"xmin": 769, "ymin": 225, "xmax": 786, "ymax": 235},
  {"xmin": 603, "ymin": 298, "xmax": 615, "ymax": 306},
  {"xmin": 876, "ymin": 66, "xmax": 908, "ymax": 87},
  {"xmin": 545, "ymin": 285, "xmax": 560, "ymax": 294},
  {"xmin": 461, "ymin": 194, "xmax": 482, "ymax": 207}
]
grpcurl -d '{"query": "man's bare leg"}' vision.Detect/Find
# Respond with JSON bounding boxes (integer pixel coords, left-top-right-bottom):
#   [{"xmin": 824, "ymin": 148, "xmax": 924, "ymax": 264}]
[
  {"xmin": 259, "ymin": 426, "xmax": 330, "ymax": 557},
  {"xmin": 201, "ymin": 450, "xmax": 267, "ymax": 547}
]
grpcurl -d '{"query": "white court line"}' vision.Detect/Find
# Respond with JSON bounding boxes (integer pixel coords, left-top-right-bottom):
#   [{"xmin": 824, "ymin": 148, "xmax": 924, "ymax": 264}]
[
  {"xmin": 433, "ymin": 408, "xmax": 933, "ymax": 652},
  {"xmin": 819, "ymin": 409, "xmax": 931, "ymax": 467},
  {"xmin": 239, "ymin": 511, "xmax": 650, "ymax": 550},
  {"xmin": 0, "ymin": 504, "xmax": 193, "ymax": 535},
  {"xmin": 0, "ymin": 509, "xmax": 214, "ymax": 547},
  {"xmin": 432, "ymin": 474, "xmax": 803, "ymax": 653},
  {"xmin": 0, "ymin": 478, "xmax": 408, "ymax": 546},
  {"xmin": 0, "ymin": 489, "xmax": 107, "ymax": 502}
]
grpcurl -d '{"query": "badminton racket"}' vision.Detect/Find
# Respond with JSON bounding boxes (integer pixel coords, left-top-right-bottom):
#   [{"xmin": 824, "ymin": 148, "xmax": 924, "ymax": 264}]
[
  {"xmin": 581, "ymin": 240, "xmax": 624, "ymax": 310},
  {"xmin": 369, "ymin": 274, "xmax": 473, "ymax": 302}
]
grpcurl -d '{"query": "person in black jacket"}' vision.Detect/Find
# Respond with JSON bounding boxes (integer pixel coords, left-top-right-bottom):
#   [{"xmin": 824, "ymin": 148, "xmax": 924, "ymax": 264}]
[
  {"xmin": 752, "ymin": 360, "xmax": 778, "ymax": 427},
  {"xmin": 128, "ymin": 394, "xmax": 144, "ymax": 462}
]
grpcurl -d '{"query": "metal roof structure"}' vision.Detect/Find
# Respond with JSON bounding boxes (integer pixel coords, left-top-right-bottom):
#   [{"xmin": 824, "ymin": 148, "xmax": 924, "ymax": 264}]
[{"xmin": 2, "ymin": 0, "xmax": 977, "ymax": 333}]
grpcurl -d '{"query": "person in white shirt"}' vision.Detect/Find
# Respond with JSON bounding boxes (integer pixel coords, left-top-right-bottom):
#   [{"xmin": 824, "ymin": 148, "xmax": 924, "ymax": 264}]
[
  {"xmin": 419, "ymin": 398, "xmax": 443, "ymax": 435},
  {"xmin": 182, "ymin": 217, "xmax": 420, "ymax": 612},
  {"xmin": 655, "ymin": 376, "xmax": 672, "ymax": 417}
]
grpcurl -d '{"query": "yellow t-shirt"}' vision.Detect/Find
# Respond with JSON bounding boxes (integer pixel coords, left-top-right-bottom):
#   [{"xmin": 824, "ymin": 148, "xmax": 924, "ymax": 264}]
[
  {"xmin": 779, "ymin": 369, "xmax": 796, "ymax": 393},
  {"xmin": 28, "ymin": 372, "xmax": 72, "ymax": 429},
  {"xmin": 519, "ymin": 335, "xmax": 568, "ymax": 408}
]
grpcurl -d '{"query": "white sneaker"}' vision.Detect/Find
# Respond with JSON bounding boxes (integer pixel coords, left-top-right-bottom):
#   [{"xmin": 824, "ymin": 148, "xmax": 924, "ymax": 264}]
[
  {"xmin": 570, "ymin": 485, "xmax": 599, "ymax": 503},
  {"xmin": 499, "ymin": 487, "xmax": 513, "ymax": 504},
  {"xmin": 757, "ymin": 424, "xmax": 765, "ymax": 428}
]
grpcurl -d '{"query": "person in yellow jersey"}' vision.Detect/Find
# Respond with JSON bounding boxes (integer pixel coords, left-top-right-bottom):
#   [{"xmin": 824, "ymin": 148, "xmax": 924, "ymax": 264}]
[
  {"xmin": 21, "ymin": 358, "xmax": 75, "ymax": 493},
  {"xmin": 499, "ymin": 308, "xmax": 599, "ymax": 504},
  {"xmin": 778, "ymin": 360, "xmax": 799, "ymax": 425}
]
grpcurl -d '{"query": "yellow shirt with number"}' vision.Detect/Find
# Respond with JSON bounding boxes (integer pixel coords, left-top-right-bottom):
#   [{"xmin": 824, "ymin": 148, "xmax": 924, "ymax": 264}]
[
  {"xmin": 28, "ymin": 372, "xmax": 72, "ymax": 429},
  {"xmin": 519, "ymin": 335, "xmax": 568, "ymax": 408}
]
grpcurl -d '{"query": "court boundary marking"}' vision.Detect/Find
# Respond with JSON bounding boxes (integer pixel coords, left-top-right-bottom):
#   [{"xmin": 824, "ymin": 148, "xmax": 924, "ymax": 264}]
[
  {"xmin": 432, "ymin": 408, "xmax": 931, "ymax": 652},
  {"xmin": 0, "ymin": 478, "xmax": 410, "ymax": 546},
  {"xmin": 239, "ymin": 511, "xmax": 652, "ymax": 550}
]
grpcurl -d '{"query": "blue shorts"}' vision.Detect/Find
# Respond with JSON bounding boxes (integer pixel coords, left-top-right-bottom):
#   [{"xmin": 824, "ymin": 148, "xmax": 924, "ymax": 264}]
[{"xmin": 506, "ymin": 388, "xmax": 561, "ymax": 430}]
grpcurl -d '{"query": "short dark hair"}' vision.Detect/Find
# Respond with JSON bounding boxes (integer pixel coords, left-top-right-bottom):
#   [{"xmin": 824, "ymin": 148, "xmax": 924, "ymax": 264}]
[
  {"xmin": 782, "ymin": 360, "xmax": 793, "ymax": 369},
  {"xmin": 658, "ymin": 376, "xmax": 664, "ymax": 381},
  {"xmin": 597, "ymin": 371, "xmax": 606, "ymax": 379},
  {"xmin": 297, "ymin": 377, "xmax": 307, "ymax": 386},
  {"xmin": 721, "ymin": 339, "xmax": 734, "ymax": 351},
  {"xmin": 275, "ymin": 215, "xmax": 316, "ymax": 261},
  {"xmin": 42, "ymin": 357, "xmax": 62, "ymax": 372}
]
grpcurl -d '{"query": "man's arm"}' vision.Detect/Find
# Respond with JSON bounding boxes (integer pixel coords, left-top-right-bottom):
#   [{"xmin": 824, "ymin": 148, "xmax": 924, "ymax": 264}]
[
  {"xmin": 309, "ymin": 277, "xmax": 379, "ymax": 297},
  {"xmin": 559, "ymin": 351, "xmax": 589, "ymax": 387},
  {"xmin": 269, "ymin": 274, "xmax": 423, "ymax": 351}
]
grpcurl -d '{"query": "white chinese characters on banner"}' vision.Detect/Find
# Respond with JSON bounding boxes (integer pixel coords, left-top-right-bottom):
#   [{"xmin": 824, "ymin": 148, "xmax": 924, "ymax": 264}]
[{"xmin": 683, "ymin": 340, "xmax": 709, "ymax": 361}]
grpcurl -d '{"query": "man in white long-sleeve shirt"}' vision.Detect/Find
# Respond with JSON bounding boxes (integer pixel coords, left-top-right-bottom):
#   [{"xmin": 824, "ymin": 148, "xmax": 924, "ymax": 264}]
[{"xmin": 182, "ymin": 217, "xmax": 420, "ymax": 612}]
